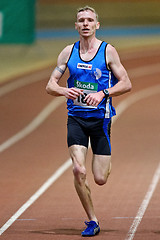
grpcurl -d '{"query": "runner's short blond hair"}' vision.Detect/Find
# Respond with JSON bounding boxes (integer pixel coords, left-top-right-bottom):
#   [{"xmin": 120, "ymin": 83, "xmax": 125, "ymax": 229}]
[{"xmin": 77, "ymin": 6, "xmax": 99, "ymax": 21}]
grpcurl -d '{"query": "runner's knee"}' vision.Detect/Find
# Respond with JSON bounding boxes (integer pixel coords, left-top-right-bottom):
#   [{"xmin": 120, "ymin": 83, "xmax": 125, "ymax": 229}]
[
  {"xmin": 94, "ymin": 168, "xmax": 111, "ymax": 185},
  {"xmin": 94, "ymin": 175, "xmax": 107, "ymax": 186},
  {"xmin": 73, "ymin": 164, "xmax": 86, "ymax": 184}
]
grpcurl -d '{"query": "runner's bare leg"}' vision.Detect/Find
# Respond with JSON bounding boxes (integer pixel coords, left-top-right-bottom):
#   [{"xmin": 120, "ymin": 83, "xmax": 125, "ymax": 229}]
[
  {"xmin": 69, "ymin": 145, "xmax": 98, "ymax": 223},
  {"xmin": 92, "ymin": 155, "xmax": 111, "ymax": 185}
]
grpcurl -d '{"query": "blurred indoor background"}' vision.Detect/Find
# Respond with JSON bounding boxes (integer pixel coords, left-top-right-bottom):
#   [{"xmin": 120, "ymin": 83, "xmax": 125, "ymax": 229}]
[{"xmin": 0, "ymin": 0, "xmax": 160, "ymax": 82}]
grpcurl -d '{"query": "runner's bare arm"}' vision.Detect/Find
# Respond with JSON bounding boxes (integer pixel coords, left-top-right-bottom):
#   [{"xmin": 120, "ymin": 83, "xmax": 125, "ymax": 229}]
[
  {"xmin": 105, "ymin": 44, "xmax": 132, "ymax": 97},
  {"xmin": 85, "ymin": 45, "xmax": 132, "ymax": 107},
  {"xmin": 46, "ymin": 45, "xmax": 83, "ymax": 100}
]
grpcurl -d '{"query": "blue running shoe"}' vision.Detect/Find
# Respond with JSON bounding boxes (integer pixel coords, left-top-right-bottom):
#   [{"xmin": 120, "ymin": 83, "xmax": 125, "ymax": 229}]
[{"xmin": 81, "ymin": 221, "xmax": 100, "ymax": 237}]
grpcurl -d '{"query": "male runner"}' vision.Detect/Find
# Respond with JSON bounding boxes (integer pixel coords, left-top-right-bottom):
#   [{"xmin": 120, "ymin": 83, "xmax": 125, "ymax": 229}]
[{"xmin": 46, "ymin": 6, "xmax": 132, "ymax": 237}]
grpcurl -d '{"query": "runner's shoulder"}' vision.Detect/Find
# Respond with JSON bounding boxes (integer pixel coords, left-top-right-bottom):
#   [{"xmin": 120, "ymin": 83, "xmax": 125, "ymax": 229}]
[
  {"xmin": 58, "ymin": 44, "xmax": 74, "ymax": 64},
  {"xmin": 106, "ymin": 44, "xmax": 120, "ymax": 65}
]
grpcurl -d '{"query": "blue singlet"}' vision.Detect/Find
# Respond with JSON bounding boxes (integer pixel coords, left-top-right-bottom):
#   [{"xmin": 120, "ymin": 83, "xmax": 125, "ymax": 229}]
[{"xmin": 67, "ymin": 41, "xmax": 118, "ymax": 119}]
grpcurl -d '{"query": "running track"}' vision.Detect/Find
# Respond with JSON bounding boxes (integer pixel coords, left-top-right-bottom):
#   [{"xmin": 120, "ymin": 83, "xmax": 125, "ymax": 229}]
[{"xmin": 0, "ymin": 45, "xmax": 160, "ymax": 240}]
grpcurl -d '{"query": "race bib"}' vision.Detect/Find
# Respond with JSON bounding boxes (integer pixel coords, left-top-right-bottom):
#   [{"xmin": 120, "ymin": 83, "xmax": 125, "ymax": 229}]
[{"xmin": 74, "ymin": 80, "xmax": 98, "ymax": 108}]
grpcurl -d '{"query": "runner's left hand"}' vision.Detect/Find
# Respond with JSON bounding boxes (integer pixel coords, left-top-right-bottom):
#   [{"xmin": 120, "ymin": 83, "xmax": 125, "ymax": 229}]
[{"xmin": 84, "ymin": 91, "xmax": 104, "ymax": 107}]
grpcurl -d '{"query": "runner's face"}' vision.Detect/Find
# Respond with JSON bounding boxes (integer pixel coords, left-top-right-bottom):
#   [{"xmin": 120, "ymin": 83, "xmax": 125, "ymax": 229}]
[{"xmin": 75, "ymin": 10, "xmax": 99, "ymax": 37}]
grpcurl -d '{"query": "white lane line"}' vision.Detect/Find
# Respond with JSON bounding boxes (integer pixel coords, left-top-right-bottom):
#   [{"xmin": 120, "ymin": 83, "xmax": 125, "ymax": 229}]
[
  {"xmin": 128, "ymin": 63, "xmax": 160, "ymax": 79},
  {"xmin": 125, "ymin": 162, "xmax": 160, "ymax": 240},
  {"xmin": 0, "ymin": 97, "xmax": 65, "ymax": 153},
  {"xmin": 0, "ymin": 59, "xmax": 160, "ymax": 98},
  {"xmin": 0, "ymin": 84, "xmax": 160, "ymax": 235},
  {"xmin": 112, "ymin": 84, "xmax": 160, "ymax": 124},
  {"xmin": 113, "ymin": 216, "xmax": 160, "ymax": 219},
  {"xmin": 0, "ymin": 158, "xmax": 72, "ymax": 236},
  {"xmin": 1, "ymin": 63, "xmax": 160, "ymax": 153},
  {"xmin": 0, "ymin": 68, "xmax": 50, "ymax": 97},
  {"xmin": 120, "ymin": 48, "xmax": 160, "ymax": 61},
  {"xmin": 0, "ymin": 58, "xmax": 160, "ymax": 234},
  {"xmin": 1, "ymin": 83, "xmax": 159, "ymax": 153}
]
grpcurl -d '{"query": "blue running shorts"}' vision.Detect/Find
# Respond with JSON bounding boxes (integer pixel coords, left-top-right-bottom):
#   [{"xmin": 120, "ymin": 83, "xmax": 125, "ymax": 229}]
[{"xmin": 67, "ymin": 116, "xmax": 111, "ymax": 155}]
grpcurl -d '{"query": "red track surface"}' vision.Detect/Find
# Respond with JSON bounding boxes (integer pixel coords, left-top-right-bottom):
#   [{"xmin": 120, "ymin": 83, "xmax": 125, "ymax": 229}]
[{"xmin": 0, "ymin": 45, "xmax": 160, "ymax": 240}]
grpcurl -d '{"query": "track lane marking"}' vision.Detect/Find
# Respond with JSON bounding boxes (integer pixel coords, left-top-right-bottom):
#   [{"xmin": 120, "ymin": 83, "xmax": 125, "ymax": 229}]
[
  {"xmin": 125, "ymin": 162, "xmax": 160, "ymax": 240},
  {"xmin": 0, "ymin": 97, "xmax": 65, "ymax": 152},
  {"xmin": 1, "ymin": 63, "xmax": 160, "ymax": 153},
  {"xmin": 0, "ymin": 51, "xmax": 160, "ymax": 97},
  {"xmin": 0, "ymin": 159, "xmax": 72, "ymax": 236},
  {"xmin": 0, "ymin": 84, "xmax": 160, "ymax": 236},
  {"xmin": 0, "ymin": 55, "xmax": 160, "ymax": 235},
  {"xmin": 112, "ymin": 84, "xmax": 160, "ymax": 124},
  {"xmin": 128, "ymin": 63, "xmax": 160, "ymax": 78},
  {"xmin": 0, "ymin": 68, "xmax": 50, "ymax": 97},
  {"xmin": 120, "ymin": 48, "xmax": 160, "ymax": 61}
]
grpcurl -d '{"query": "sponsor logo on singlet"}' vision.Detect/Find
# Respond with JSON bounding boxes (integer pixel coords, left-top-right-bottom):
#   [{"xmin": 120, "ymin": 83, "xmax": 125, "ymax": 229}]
[
  {"xmin": 77, "ymin": 63, "xmax": 92, "ymax": 70},
  {"xmin": 74, "ymin": 80, "xmax": 98, "ymax": 91}
]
